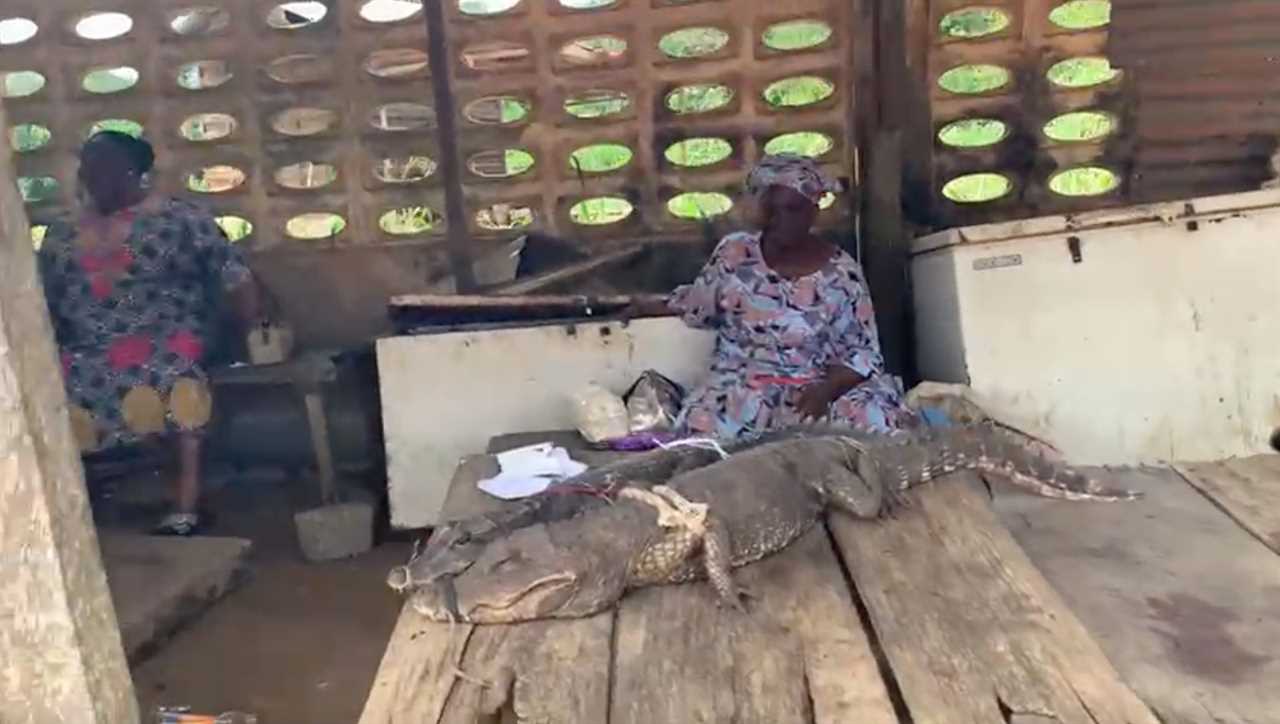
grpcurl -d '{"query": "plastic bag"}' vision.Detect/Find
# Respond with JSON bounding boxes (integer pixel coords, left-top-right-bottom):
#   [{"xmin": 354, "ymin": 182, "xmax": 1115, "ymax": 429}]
[
  {"xmin": 570, "ymin": 384, "xmax": 630, "ymax": 444},
  {"xmin": 623, "ymin": 370, "xmax": 685, "ymax": 434}
]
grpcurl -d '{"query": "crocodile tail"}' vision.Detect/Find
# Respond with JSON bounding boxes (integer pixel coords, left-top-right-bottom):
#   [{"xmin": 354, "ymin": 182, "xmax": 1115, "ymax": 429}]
[
  {"xmin": 876, "ymin": 424, "xmax": 1142, "ymax": 502},
  {"xmin": 957, "ymin": 424, "xmax": 1142, "ymax": 501}
]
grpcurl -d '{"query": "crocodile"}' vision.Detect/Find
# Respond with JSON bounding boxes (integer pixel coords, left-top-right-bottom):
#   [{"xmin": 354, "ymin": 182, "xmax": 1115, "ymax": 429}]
[
  {"xmin": 389, "ymin": 423, "xmax": 931, "ymax": 591},
  {"xmin": 399, "ymin": 423, "xmax": 1140, "ymax": 623}
]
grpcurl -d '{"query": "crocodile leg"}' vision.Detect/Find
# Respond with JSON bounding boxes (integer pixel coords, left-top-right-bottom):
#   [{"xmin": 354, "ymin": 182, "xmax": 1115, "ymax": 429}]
[
  {"xmin": 702, "ymin": 516, "xmax": 750, "ymax": 611},
  {"xmin": 814, "ymin": 439, "xmax": 889, "ymax": 519}
]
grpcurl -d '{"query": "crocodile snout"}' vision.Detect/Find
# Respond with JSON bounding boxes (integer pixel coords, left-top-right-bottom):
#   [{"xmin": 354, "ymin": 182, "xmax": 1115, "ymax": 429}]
[{"xmin": 386, "ymin": 565, "xmax": 412, "ymax": 592}]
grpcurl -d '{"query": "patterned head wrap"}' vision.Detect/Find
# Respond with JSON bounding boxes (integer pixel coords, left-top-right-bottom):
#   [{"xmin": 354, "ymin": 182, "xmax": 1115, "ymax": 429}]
[{"xmin": 745, "ymin": 153, "xmax": 840, "ymax": 205}]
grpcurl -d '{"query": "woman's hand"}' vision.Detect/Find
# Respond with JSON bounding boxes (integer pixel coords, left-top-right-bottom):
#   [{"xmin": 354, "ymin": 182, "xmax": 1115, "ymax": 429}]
[{"xmin": 796, "ymin": 365, "xmax": 866, "ymax": 421}]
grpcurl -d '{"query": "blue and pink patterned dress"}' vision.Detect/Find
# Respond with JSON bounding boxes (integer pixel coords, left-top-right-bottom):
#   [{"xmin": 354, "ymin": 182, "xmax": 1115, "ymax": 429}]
[{"xmin": 669, "ymin": 231, "xmax": 916, "ymax": 440}]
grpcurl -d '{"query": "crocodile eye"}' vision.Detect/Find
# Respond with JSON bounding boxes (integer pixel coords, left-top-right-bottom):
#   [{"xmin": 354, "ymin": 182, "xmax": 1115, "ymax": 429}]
[{"xmin": 454, "ymin": 531, "xmax": 471, "ymax": 545}]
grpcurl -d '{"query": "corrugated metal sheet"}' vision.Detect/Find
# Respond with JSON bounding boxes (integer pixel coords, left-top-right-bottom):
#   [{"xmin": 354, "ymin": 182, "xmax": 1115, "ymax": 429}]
[{"xmin": 1112, "ymin": 0, "xmax": 1280, "ymax": 203}]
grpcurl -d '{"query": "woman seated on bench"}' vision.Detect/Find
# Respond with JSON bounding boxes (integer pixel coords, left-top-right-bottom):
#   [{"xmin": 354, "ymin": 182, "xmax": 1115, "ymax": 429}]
[
  {"xmin": 37, "ymin": 131, "xmax": 263, "ymax": 535},
  {"xmin": 638, "ymin": 154, "xmax": 916, "ymax": 441}
]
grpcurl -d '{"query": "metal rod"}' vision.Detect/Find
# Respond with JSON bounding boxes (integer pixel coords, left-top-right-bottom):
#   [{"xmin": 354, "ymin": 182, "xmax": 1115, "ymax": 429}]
[{"xmin": 424, "ymin": 0, "xmax": 477, "ymax": 292}]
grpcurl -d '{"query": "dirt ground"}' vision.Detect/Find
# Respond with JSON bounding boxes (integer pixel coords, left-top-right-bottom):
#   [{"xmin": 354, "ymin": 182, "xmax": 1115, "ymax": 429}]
[{"xmin": 103, "ymin": 470, "xmax": 411, "ymax": 723}]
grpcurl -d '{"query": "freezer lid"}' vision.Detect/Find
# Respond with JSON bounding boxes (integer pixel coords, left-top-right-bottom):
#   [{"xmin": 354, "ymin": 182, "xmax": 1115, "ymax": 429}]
[{"xmin": 909, "ymin": 188, "xmax": 1280, "ymax": 256}]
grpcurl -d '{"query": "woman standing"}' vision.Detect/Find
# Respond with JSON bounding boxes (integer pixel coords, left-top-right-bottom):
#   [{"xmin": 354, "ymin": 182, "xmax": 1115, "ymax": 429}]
[
  {"xmin": 663, "ymin": 154, "xmax": 916, "ymax": 440},
  {"xmin": 38, "ymin": 131, "xmax": 263, "ymax": 535}
]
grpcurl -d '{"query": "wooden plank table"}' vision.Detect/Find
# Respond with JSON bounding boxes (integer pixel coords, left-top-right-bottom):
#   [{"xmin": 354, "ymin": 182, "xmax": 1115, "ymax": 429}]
[
  {"xmin": 361, "ymin": 434, "xmax": 1163, "ymax": 724},
  {"xmin": 996, "ymin": 463, "xmax": 1280, "ymax": 724}
]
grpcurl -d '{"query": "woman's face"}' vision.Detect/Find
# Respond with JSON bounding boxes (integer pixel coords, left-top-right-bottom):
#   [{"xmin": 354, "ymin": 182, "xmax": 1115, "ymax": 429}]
[
  {"xmin": 760, "ymin": 185, "xmax": 818, "ymax": 242},
  {"xmin": 77, "ymin": 143, "xmax": 146, "ymax": 215}
]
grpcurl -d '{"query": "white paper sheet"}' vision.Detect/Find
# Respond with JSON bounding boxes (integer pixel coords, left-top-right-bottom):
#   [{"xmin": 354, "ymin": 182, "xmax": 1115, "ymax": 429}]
[{"xmin": 478, "ymin": 443, "xmax": 588, "ymax": 500}]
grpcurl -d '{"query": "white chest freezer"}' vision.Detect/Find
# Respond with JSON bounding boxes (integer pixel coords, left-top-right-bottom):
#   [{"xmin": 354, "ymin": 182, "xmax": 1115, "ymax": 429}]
[{"xmin": 910, "ymin": 189, "xmax": 1280, "ymax": 465}]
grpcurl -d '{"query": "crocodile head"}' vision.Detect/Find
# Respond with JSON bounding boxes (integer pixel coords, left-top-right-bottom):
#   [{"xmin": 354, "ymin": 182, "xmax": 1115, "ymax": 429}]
[
  {"xmin": 405, "ymin": 521, "xmax": 628, "ymax": 623},
  {"xmin": 387, "ymin": 521, "xmax": 491, "ymax": 593}
]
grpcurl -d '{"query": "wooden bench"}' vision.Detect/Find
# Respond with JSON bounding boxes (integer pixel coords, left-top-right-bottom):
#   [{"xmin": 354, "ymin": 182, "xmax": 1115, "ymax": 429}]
[{"xmin": 359, "ymin": 432, "xmax": 1159, "ymax": 723}]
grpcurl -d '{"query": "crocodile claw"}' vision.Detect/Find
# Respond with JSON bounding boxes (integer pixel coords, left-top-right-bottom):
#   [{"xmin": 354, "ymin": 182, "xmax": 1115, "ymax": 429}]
[{"xmin": 716, "ymin": 585, "xmax": 755, "ymax": 613}]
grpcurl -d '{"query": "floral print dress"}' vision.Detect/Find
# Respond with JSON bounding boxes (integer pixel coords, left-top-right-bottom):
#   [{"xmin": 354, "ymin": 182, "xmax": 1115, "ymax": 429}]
[
  {"xmin": 669, "ymin": 231, "xmax": 916, "ymax": 441},
  {"xmin": 37, "ymin": 198, "xmax": 252, "ymax": 453}
]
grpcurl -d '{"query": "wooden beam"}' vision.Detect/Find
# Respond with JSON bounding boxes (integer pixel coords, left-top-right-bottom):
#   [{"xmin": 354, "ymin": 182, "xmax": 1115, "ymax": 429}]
[
  {"xmin": 857, "ymin": 0, "xmax": 912, "ymax": 379},
  {"xmin": 0, "ymin": 104, "xmax": 140, "ymax": 721},
  {"xmin": 424, "ymin": 0, "xmax": 478, "ymax": 293},
  {"xmin": 830, "ymin": 478, "xmax": 1160, "ymax": 723}
]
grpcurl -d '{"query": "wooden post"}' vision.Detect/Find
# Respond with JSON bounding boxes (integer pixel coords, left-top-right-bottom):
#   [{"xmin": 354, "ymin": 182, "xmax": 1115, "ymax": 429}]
[
  {"xmin": 857, "ymin": 0, "xmax": 913, "ymax": 379},
  {"xmin": 424, "ymin": 0, "xmax": 478, "ymax": 293},
  {"xmin": 0, "ymin": 103, "xmax": 140, "ymax": 722}
]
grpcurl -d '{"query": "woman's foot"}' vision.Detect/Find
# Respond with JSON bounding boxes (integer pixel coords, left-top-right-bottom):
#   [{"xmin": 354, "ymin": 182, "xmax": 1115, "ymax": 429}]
[{"xmin": 152, "ymin": 511, "xmax": 200, "ymax": 536}]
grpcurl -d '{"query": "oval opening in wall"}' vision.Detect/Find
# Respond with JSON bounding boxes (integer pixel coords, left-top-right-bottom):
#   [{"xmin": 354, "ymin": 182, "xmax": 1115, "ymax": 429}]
[
  {"xmin": 569, "ymin": 143, "xmax": 633, "ymax": 173},
  {"xmin": 476, "ymin": 203, "xmax": 535, "ymax": 230},
  {"xmin": 0, "ymin": 18, "xmax": 39, "ymax": 46},
  {"xmin": 939, "ymin": 7, "xmax": 1011, "ymax": 39},
  {"xmin": 266, "ymin": 2, "xmax": 328, "ymax": 29},
  {"xmin": 938, "ymin": 64, "xmax": 1010, "ymax": 94},
  {"xmin": 18, "ymin": 176, "xmax": 58, "ymax": 203},
  {"xmin": 87, "ymin": 119, "xmax": 144, "ymax": 138},
  {"xmin": 177, "ymin": 60, "xmax": 234, "ymax": 91},
  {"xmin": 764, "ymin": 131, "xmax": 834, "ymax": 158},
  {"xmin": 216, "ymin": 216, "xmax": 254, "ymax": 242},
  {"xmin": 665, "ymin": 138, "xmax": 732, "ymax": 168},
  {"xmin": 286, "ymin": 213, "xmax": 346, "ymax": 240},
  {"xmin": 941, "ymin": 172, "xmax": 1013, "ymax": 203},
  {"xmin": 267, "ymin": 54, "xmax": 333, "ymax": 85},
  {"xmin": 570, "ymin": 197, "xmax": 633, "ymax": 226},
  {"xmin": 460, "ymin": 41, "xmax": 532, "ymax": 73},
  {"xmin": 2, "ymin": 71, "xmax": 46, "ymax": 99},
  {"xmin": 459, "ymin": 0, "xmax": 521, "ymax": 17},
  {"xmin": 275, "ymin": 161, "xmax": 338, "ymax": 190},
  {"xmin": 559, "ymin": 0, "xmax": 617, "ymax": 9},
  {"xmin": 667, "ymin": 192, "xmax": 732, "ymax": 220},
  {"xmin": 763, "ymin": 76, "xmax": 835, "ymax": 109},
  {"xmin": 9, "ymin": 124, "xmax": 51, "ymax": 153},
  {"xmin": 380, "ymin": 206, "xmax": 440, "ymax": 235},
  {"xmin": 83, "ymin": 66, "xmax": 139, "ymax": 94},
  {"xmin": 937, "ymin": 118, "xmax": 1009, "ymax": 148},
  {"xmin": 74, "ymin": 12, "xmax": 132, "ymax": 40},
  {"xmin": 375, "ymin": 155, "xmax": 437, "ymax": 184},
  {"xmin": 659, "ymin": 27, "xmax": 729, "ymax": 60},
  {"xmin": 464, "ymin": 96, "xmax": 531, "ymax": 125},
  {"xmin": 762, "ymin": 20, "xmax": 832, "ymax": 52},
  {"xmin": 666, "ymin": 83, "xmax": 734, "ymax": 115},
  {"xmin": 1047, "ymin": 56, "xmax": 1119, "ymax": 89},
  {"xmin": 360, "ymin": 0, "xmax": 424, "ymax": 23},
  {"xmin": 468, "ymin": 149, "xmax": 535, "ymax": 178},
  {"xmin": 564, "ymin": 89, "xmax": 631, "ymax": 119},
  {"xmin": 186, "ymin": 165, "xmax": 246, "ymax": 194},
  {"xmin": 169, "ymin": 7, "xmax": 231, "ymax": 36},
  {"xmin": 558, "ymin": 35, "xmax": 628, "ymax": 67},
  {"xmin": 180, "ymin": 113, "xmax": 238, "ymax": 142},
  {"xmin": 1050, "ymin": 0, "xmax": 1110, "ymax": 30},
  {"xmin": 271, "ymin": 107, "xmax": 338, "ymax": 137},
  {"xmin": 369, "ymin": 103, "xmax": 435, "ymax": 132},
  {"xmin": 1043, "ymin": 110, "xmax": 1115, "ymax": 143},
  {"xmin": 1048, "ymin": 166, "xmax": 1118, "ymax": 196},
  {"xmin": 364, "ymin": 48, "xmax": 429, "ymax": 79}
]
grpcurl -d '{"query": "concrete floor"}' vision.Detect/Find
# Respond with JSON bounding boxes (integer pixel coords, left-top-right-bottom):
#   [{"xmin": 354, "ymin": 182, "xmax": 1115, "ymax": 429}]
[{"xmin": 99, "ymin": 470, "xmax": 410, "ymax": 723}]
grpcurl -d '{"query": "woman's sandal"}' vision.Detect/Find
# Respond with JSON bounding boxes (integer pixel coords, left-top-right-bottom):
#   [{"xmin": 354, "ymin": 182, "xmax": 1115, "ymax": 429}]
[{"xmin": 151, "ymin": 512, "xmax": 201, "ymax": 537}]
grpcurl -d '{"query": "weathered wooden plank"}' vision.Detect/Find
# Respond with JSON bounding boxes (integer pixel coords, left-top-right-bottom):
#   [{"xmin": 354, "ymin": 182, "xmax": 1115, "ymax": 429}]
[
  {"xmin": 610, "ymin": 568, "xmax": 810, "ymax": 724},
  {"xmin": 357, "ymin": 605, "xmax": 474, "ymax": 724},
  {"xmin": 1174, "ymin": 455, "xmax": 1280, "ymax": 555},
  {"xmin": 742, "ymin": 529, "xmax": 899, "ymax": 724},
  {"xmin": 831, "ymin": 477, "xmax": 1159, "ymax": 724},
  {"xmin": 0, "ymin": 101, "xmax": 140, "ymax": 723},
  {"xmin": 996, "ymin": 466, "xmax": 1280, "ymax": 724},
  {"xmin": 439, "ymin": 614, "xmax": 613, "ymax": 724},
  {"xmin": 611, "ymin": 528, "xmax": 898, "ymax": 724}
]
